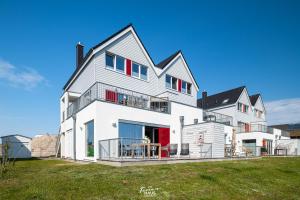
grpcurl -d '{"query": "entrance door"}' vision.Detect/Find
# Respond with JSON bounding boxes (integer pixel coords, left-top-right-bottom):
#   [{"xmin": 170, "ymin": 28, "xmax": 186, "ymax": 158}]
[{"xmin": 158, "ymin": 128, "xmax": 170, "ymax": 157}]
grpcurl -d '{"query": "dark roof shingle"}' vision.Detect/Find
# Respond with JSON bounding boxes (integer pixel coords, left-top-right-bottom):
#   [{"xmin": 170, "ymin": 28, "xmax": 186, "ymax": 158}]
[
  {"xmin": 249, "ymin": 94, "xmax": 260, "ymax": 106},
  {"xmin": 197, "ymin": 86, "xmax": 245, "ymax": 109},
  {"xmin": 156, "ymin": 50, "xmax": 181, "ymax": 69}
]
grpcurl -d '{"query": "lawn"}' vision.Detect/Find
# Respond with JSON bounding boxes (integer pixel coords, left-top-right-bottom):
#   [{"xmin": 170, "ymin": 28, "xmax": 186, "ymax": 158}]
[{"xmin": 1, "ymin": 157, "xmax": 300, "ymax": 200}]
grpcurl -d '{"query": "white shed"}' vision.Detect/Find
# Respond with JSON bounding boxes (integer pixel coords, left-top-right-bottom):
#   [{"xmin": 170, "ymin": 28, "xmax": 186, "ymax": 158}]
[{"xmin": 1, "ymin": 134, "xmax": 32, "ymax": 158}]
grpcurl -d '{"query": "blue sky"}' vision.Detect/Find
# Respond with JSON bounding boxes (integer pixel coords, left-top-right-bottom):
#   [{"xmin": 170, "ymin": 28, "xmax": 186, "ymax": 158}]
[{"xmin": 0, "ymin": 0, "xmax": 299, "ymax": 137}]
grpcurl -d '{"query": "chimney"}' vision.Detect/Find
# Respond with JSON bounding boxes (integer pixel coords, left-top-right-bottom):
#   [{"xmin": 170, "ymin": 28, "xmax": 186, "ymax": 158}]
[
  {"xmin": 202, "ymin": 91, "xmax": 207, "ymax": 109},
  {"xmin": 76, "ymin": 42, "xmax": 84, "ymax": 69}
]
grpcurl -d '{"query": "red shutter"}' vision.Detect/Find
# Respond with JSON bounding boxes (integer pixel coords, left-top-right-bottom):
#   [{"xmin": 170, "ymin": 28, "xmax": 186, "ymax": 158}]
[
  {"xmin": 245, "ymin": 123, "xmax": 250, "ymax": 132},
  {"xmin": 178, "ymin": 79, "xmax": 182, "ymax": 92},
  {"xmin": 126, "ymin": 59, "xmax": 132, "ymax": 76},
  {"xmin": 105, "ymin": 90, "xmax": 117, "ymax": 103},
  {"xmin": 158, "ymin": 128, "xmax": 170, "ymax": 157}
]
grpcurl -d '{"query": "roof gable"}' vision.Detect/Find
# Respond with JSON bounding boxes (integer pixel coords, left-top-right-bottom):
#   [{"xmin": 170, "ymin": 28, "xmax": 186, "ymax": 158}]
[
  {"xmin": 64, "ymin": 24, "xmax": 158, "ymax": 90},
  {"xmin": 156, "ymin": 51, "xmax": 199, "ymax": 90},
  {"xmin": 251, "ymin": 94, "xmax": 266, "ymax": 112},
  {"xmin": 197, "ymin": 86, "xmax": 245, "ymax": 109}
]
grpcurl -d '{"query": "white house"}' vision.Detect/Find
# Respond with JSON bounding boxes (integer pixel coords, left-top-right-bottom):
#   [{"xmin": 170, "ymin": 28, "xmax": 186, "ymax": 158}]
[
  {"xmin": 59, "ymin": 24, "xmax": 228, "ymax": 162},
  {"xmin": 197, "ymin": 87, "xmax": 290, "ymax": 156},
  {"xmin": 1, "ymin": 134, "xmax": 32, "ymax": 159}
]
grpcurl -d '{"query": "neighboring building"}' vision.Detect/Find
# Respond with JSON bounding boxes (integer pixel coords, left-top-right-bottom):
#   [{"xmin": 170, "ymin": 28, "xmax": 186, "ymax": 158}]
[
  {"xmin": 31, "ymin": 134, "xmax": 58, "ymax": 157},
  {"xmin": 197, "ymin": 86, "xmax": 289, "ymax": 156},
  {"xmin": 1, "ymin": 134, "xmax": 32, "ymax": 159},
  {"xmin": 59, "ymin": 24, "xmax": 228, "ymax": 162},
  {"xmin": 270, "ymin": 123, "xmax": 300, "ymax": 139}
]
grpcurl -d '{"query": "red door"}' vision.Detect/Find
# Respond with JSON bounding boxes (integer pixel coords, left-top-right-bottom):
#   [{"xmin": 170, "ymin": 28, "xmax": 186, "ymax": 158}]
[{"xmin": 158, "ymin": 128, "xmax": 170, "ymax": 157}]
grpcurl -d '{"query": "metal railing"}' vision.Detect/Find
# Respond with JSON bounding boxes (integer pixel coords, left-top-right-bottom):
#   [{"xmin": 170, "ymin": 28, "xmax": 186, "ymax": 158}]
[
  {"xmin": 66, "ymin": 82, "xmax": 170, "ymax": 118},
  {"xmin": 203, "ymin": 111, "xmax": 233, "ymax": 126},
  {"xmin": 236, "ymin": 124, "xmax": 273, "ymax": 134},
  {"xmin": 99, "ymin": 138, "xmax": 148, "ymax": 160}
]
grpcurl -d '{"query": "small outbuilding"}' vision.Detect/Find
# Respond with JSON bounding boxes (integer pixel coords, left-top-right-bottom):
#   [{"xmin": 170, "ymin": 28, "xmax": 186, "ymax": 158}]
[{"xmin": 1, "ymin": 134, "xmax": 32, "ymax": 158}]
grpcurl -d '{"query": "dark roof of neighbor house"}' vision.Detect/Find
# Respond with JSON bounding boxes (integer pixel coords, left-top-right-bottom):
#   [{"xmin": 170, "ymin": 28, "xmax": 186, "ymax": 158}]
[
  {"xmin": 249, "ymin": 94, "xmax": 260, "ymax": 106},
  {"xmin": 0, "ymin": 134, "xmax": 32, "ymax": 139},
  {"xmin": 156, "ymin": 50, "xmax": 181, "ymax": 69},
  {"xmin": 197, "ymin": 86, "xmax": 246, "ymax": 109},
  {"xmin": 63, "ymin": 24, "xmax": 199, "ymax": 91}
]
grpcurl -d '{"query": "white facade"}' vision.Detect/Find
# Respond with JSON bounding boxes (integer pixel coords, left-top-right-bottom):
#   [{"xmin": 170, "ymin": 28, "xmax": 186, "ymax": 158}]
[
  {"xmin": 59, "ymin": 25, "xmax": 213, "ymax": 161},
  {"xmin": 1, "ymin": 135, "xmax": 32, "ymax": 158}
]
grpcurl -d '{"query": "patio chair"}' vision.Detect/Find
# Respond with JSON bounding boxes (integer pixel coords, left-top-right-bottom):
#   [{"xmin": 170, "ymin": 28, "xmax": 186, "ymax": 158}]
[
  {"xmin": 170, "ymin": 144, "xmax": 178, "ymax": 157},
  {"xmin": 150, "ymin": 145, "xmax": 157, "ymax": 159},
  {"xmin": 180, "ymin": 143, "xmax": 190, "ymax": 157}
]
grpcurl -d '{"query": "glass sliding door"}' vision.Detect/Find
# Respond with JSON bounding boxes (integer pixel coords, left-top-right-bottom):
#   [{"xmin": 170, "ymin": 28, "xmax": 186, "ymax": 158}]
[
  {"xmin": 119, "ymin": 122, "xmax": 143, "ymax": 139},
  {"xmin": 86, "ymin": 120, "xmax": 94, "ymax": 157}
]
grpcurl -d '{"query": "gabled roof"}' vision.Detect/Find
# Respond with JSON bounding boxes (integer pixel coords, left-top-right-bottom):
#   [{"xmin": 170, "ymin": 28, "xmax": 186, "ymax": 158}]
[
  {"xmin": 249, "ymin": 94, "xmax": 260, "ymax": 106},
  {"xmin": 63, "ymin": 24, "xmax": 199, "ymax": 91},
  {"xmin": 197, "ymin": 86, "xmax": 246, "ymax": 109},
  {"xmin": 156, "ymin": 50, "xmax": 181, "ymax": 69},
  {"xmin": 1, "ymin": 134, "xmax": 32, "ymax": 139},
  {"xmin": 155, "ymin": 51, "xmax": 199, "ymax": 90}
]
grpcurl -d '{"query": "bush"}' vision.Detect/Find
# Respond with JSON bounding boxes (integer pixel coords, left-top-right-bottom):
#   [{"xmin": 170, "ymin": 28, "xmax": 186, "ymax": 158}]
[{"xmin": 261, "ymin": 147, "xmax": 268, "ymax": 153}]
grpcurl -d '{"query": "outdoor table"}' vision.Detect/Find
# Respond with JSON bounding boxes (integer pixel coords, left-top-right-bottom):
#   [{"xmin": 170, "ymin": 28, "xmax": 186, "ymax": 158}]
[{"xmin": 131, "ymin": 143, "xmax": 161, "ymax": 159}]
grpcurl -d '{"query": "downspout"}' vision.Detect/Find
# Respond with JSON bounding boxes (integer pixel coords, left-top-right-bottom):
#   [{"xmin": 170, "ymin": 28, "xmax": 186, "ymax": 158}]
[
  {"xmin": 179, "ymin": 116, "xmax": 184, "ymax": 154},
  {"xmin": 72, "ymin": 114, "xmax": 77, "ymax": 161}
]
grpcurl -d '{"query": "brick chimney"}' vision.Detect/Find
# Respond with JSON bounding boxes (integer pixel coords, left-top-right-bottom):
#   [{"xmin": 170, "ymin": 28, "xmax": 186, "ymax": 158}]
[{"xmin": 76, "ymin": 42, "xmax": 84, "ymax": 69}]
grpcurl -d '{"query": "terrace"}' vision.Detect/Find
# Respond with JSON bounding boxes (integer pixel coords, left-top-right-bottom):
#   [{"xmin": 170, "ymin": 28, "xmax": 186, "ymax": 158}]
[
  {"xmin": 66, "ymin": 82, "xmax": 170, "ymax": 119},
  {"xmin": 203, "ymin": 111, "xmax": 233, "ymax": 126}
]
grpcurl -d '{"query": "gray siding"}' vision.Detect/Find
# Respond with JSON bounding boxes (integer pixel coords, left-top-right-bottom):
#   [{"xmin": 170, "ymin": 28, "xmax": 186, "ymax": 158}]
[
  {"xmin": 68, "ymin": 60, "xmax": 95, "ymax": 93},
  {"xmin": 67, "ymin": 31, "xmax": 198, "ymax": 107}
]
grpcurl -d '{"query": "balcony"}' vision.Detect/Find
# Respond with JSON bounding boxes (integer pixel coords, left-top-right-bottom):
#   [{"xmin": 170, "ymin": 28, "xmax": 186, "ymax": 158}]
[
  {"xmin": 236, "ymin": 124, "xmax": 273, "ymax": 134},
  {"xmin": 203, "ymin": 111, "xmax": 233, "ymax": 126},
  {"xmin": 66, "ymin": 82, "xmax": 170, "ymax": 119}
]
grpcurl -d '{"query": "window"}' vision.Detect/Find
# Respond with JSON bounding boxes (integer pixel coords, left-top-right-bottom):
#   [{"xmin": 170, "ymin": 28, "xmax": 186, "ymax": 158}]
[
  {"xmin": 172, "ymin": 77, "xmax": 177, "ymax": 90},
  {"xmin": 187, "ymin": 83, "xmax": 192, "ymax": 95},
  {"xmin": 119, "ymin": 122, "xmax": 143, "ymax": 139},
  {"xmin": 238, "ymin": 102, "xmax": 243, "ymax": 111},
  {"xmin": 244, "ymin": 105, "xmax": 249, "ymax": 113},
  {"xmin": 86, "ymin": 120, "xmax": 94, "ymax": 157},
  {"xmin": 132, "ymin": 63, "xmax": 139, "ymax": 78},
  {"xmin": 106, "ymin": 53, "xmax": 114, "ymax": 69},
  {"xmin": 116, "ymin": 56, "xmax": 125, "ymax": 72},
  {"xmin": 166, "ymin": 75, "xmax": 171, "ymax": 88},
  {"xmin": 140, "ymin": 65, "xmax": 148, "ymax": 80},
  {"xmin": 182, "ymin": 81, "xmax": 187, "ymax": 93}
]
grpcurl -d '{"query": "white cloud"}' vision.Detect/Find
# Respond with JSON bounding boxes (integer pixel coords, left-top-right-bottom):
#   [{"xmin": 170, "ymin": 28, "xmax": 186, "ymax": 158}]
[
  {"xmin": 0, "ymin": 59, "xmax": 46, "ymax": 90},
  {"xmin": 265, "ymin": 98, "xmax": 300, "ymax": 125}
]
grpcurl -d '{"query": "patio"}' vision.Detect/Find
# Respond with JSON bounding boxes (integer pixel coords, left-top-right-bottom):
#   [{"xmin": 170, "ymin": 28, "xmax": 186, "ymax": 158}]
[{"xmin": 98, "ymin": 137, "xmax": 213, "ymax": 164}]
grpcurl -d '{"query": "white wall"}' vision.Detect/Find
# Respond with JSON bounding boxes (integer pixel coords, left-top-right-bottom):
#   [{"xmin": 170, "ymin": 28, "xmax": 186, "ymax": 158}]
[
  {"xmin": 1, "ymin": 135, "xmax": 32, "ymax": 158},
  {"xmin": 183, "ymin": 122, "xmax": 225, "ymax": 158},
  {"xmin": 60, "ymin": 100, "xmax": 203, "ymax": 161}
]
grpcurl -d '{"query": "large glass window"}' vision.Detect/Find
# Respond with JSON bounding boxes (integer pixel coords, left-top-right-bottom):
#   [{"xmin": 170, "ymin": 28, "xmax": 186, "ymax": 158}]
[
  {"xmin": 106, "ymin": 53, "xmax": 114, "ymax": 69},
  {"xmin": 140, "ymin": 65, "xmax": 148, "ymax": 80},
  {"xmin": 119, "ymin": 122, "xmax": 143, "ymax": 139},
  {"xmin": 166, "ymin": 75, "xmax": 171, "ymax": 88},
  {"xmin": 132, "ymin": 63, "xmax": 139, "ymax": 78},
  {"xmin": 86, "ymin": 120, "xmax": 94, "ymax": 157},
  {"xmin": 172, "ymin": 77, "xmax": 177, "ymax": 90},
  {"xmin": 116, "ymin": 56, "xmax": 125, "ymax": 72}
]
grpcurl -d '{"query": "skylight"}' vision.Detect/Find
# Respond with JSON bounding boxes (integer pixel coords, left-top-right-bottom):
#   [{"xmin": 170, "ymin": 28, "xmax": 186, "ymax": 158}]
[{"xmin": 222, "ymin": 99, "xmax": 229, "ymax": 104}]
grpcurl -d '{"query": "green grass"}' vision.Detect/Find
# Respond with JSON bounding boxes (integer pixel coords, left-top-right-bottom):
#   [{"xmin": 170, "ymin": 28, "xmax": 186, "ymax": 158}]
[{"xmin": 1, "ymin": 157, "xmax": 300, "ymax": 200}]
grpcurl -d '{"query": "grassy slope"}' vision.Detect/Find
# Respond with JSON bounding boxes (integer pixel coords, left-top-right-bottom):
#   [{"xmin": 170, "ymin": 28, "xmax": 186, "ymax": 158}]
[{"xmin": 0, "ymin": 157, "xmax": 300, "ymax": 200}]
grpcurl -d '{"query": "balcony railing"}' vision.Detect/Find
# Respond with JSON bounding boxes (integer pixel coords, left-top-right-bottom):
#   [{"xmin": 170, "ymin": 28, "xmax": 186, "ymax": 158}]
[
  {"xmin": 66, "ymin": 82, "xmax": 170, "ymax": 119},
  {"xmin": 236, "ymin": 124, "xmax": 274, "ymax": 134},
  {"xmin": 203, "ymin": 111, "xmax": 233, "ymax": 126}
]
